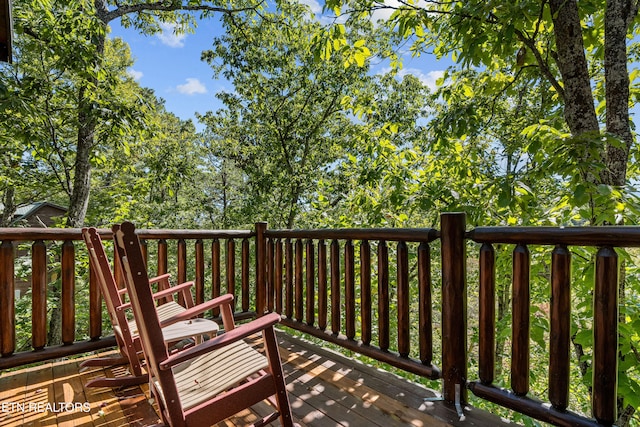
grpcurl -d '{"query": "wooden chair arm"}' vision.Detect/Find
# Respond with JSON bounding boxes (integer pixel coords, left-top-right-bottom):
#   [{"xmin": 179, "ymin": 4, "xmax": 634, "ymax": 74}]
[
  {"xmin": 149, "ymin": 273, "xmax": 172, "ymax": 285},
  {"xmin": 158, "ymin": 294, "xmax": 233, "ymax": 327},
  {"xmin": 151, "ymin": 281, "xmax": 193, "ymax": 301},
  {"xmin": 159, "ymin": 312, "xmax": 282, "ymax": 370}
]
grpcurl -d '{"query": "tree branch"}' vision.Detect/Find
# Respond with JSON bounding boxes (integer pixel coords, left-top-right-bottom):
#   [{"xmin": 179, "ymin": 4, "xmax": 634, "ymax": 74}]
[{"xmin": 102, "ymin": 1, "xmax": 264, "ymax": 24}]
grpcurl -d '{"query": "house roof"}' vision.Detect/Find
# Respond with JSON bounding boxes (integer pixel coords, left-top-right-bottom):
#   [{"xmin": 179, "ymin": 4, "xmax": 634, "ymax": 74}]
[{"xmin": 9, "ymin": 202, "xmax": 67, "ymax": 226}]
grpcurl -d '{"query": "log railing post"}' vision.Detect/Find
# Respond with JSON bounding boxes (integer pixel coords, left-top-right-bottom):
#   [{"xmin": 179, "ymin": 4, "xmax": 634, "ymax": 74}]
[
  {"xmin": 592, "ymin": 247, "xmax": 618, "ymax": 425},
  {"xmin": 32, "ymin": 240, "xmax": 48, "ymax": 349},
  {"xmin": 61, "ymin": 240, "xmax": 75, "ymax": 345},
  {"xmin": 255, "ymin": 222, "xmax": 267, "ymax": 316},
  {"xmin": 440, "ymin": 212, "xmax": 467, "ymax": 404},
  {"xmin": 0, "ymin": 240, "xmax": 15, "ymax": 356}
]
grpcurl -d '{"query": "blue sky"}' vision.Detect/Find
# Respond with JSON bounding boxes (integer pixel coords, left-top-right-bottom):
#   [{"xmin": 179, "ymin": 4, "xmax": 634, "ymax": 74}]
[{"xmin": 107, "ymin": 4, "xmax": 450, "ymax": 129}]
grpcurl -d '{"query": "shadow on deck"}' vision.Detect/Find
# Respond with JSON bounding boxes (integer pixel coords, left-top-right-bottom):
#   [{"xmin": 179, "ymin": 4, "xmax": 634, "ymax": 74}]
[{"xmin": 0, "ymin": 330, "xmax": 509, "ymax": 427}]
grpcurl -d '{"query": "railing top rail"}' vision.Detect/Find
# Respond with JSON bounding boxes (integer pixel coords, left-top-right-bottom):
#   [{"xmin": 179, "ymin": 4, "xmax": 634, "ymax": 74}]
[
  {"xmin": 265, "ymin": 228, "xmax": 439, "ymax": 243},
  {"xmin": 468, "ymin": 226, "xmax": 640, "ymax": 247},
  {"xmin": 0, "ymin": 227, "xmax": 254, "ymax": 242}
]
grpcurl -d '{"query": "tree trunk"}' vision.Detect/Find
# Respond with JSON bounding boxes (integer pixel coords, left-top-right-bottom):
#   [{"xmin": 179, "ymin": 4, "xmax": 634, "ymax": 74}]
[
  {"xmin": 548, "ymin": 0, "xmax": 600, "ymax": 138},
  {"xmin": 0, "ymin": 187, "xmax": 15, "ymax": 227},
  {"xmin": 603, "ymin": 0, "xmax": 634, "ymax": 186}
]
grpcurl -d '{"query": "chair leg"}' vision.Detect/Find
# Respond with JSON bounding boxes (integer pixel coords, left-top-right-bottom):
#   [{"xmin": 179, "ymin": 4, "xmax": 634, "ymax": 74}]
[
  {"xmin": 85, "ymin": 373, "xmax": 149, "ymax": 388},
  {"xmin": 80, "ymin": 355, "xmax": 130, "ymax": 368},
  {"xmin": 263, "ymin": 328, "xmax": 294, "ymax": 427}
]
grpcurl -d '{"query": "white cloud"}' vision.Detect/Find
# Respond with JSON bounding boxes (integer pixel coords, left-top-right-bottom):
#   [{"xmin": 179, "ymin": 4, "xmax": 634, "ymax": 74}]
[
  {"xmin": 157, "ymin": 22, "xmax": 186, "ymax": 48},
  {"xmin": 128, "ymin": 68, "xmax": 143, "ymax": 81},
  {"xmin": 393, "ymin": 68, "xmax": 444, "ymax": 90},
  {"xmin": 176, "ymin": 78, "xmax": 208, "ymax": 95},
  {"xmin": 298, "ymin": 0, "xmax": 322, "ymax": 14}
]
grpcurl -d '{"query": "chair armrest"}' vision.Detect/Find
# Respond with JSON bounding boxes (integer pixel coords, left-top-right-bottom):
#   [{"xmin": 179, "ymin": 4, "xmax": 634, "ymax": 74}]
[
  {"xmin": 117, "ymin": 282, "xmax": 196, "ymax": 315},
  {"xmin": 149, "ymin": 273, "xmax": 171, "ymax": 285},
  {"xmin": 158, "ymin": 294, "xmax": 233, "ymax": 327},
  {"xmin": 159, "ymin": 312, "xmax": 281, "ymax": 370},
  {"xmin": 151, "ymin": 281, "xmax": 193, "ymax": 301}
]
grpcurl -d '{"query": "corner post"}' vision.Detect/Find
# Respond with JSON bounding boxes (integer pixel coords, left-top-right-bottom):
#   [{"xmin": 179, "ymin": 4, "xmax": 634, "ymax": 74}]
[
  {"xmin": 255, "ymin": 222, "xmax": 268, "ymax": 316},
  {"xmin": 440, "ymin": 212, "xmax": 468, "ymax": 403}
]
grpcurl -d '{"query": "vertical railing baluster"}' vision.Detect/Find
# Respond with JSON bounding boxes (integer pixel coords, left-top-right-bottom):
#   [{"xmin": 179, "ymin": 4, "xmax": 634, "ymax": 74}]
[
  {"xmin": 549, "ymin": 245, "xmax": 571, "ymax": 410},
  {"xmin": 478, "ymin": 243, "xmax": 495, "ymax": 384},
  {"xmin": 418, "ymin": 241, "xmax": 432, "ymax": 365},
  {"xmin": 360, "ymin": 240, "xmax": 372, "ymax": 346},
  {"xmin": 255, "ymin": 222, "xmax": 267, "ymax": 316},
  {"xmin": 227, "ymin": 239, "xmax": 236, "ymax": 312},
  {"xmin": 593, "ymin": 247, "xmax": 618, "ymax": 425},
  {"xmin": 267, "ymin": 238, "xmax": 275, "ymax": 312},
  {"xmin": 157, "ymin": 239, "xmax": 168, "ymax": 279},
  {"xmin": 306, "ymin": 239, "xmax": 315, "ymax": 326},
  {"xmin": 0, "ymin": 240, "xmax": 15, "ymax": 356},
  {"xmin": 243, "ymin": 238, "xmax": 251, "ymax": 313},
  {"xmin": 285, "ymin": 239, "xmax": 293, "ymax": 318},
  {"xmin": 89, "ymin": 256, "xmax": 102, "ymax": 341},
  {"xmin": 318, "ymin": 240, "xmax": 327, "ymax": 331},
  {"xmin": 330, "ymin": 239, "xmax": 340, "ymax": 335},
  {"xmin": 32, "ymin": 241, "xmax": 48, "ymax": 349},
  {"xmin": 274, "ymin": 239, "xmax": 283, "ymax": 314},
  {"xmin": 211, "ymin": 238, "xmax": 221, "ymax": 317},
  {"xmin": 397, "ymin": 241, "xmax": 409, "ymax": 357},
  {"xmin": 195, "ymin": 239, "xmax": 205, "ymax": 306},
  {"xmin": 511, "ymin": 244, "xmax": 530, "ymax": 396},
  {"xmin": 295, "ymin": 239, "xmax": 303, "ymax": 322},
  {"xmin": 378, "ymin": 240, "xmax": 389, "ymax": 352},
  {"xmin": 345, "ymin": 240, "xmax": 355, "ymax": 340},
  {"xmin": 61, "ymin": 240, "xmax": 75, "ymax": 345},
  {"xmin": 177, "ymin": 239, "xmax": 187, "ymax": 306}
]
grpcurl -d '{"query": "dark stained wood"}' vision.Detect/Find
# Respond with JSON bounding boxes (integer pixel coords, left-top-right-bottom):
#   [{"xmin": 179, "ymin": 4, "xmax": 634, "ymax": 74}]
[
  {"xmin": 157, "ymin": 239, "xmax": 168, "ymax": 277},
  {"xmin": 266, "ymin": 228, "xmax": 439, "ymax": 242},
  {"xmin": 418, "ymin": 241, "xmax": 432, "ymax": 366},
  {"xmin": 267, "ymin": 238, "xmax": 275, "ymax": 312},
  {"xmin": 378, "ymin": 240, "xmax": 390, "ymax": 352},
  {"xmin": 195, "ymin": 239, "xmax": 205, "ymax": 306},
  {"xmin": 511, "ymin": 244, "xmax": 530, "ymax": 396},
  {"xmin": 469, "ymin": 382, "xmax": 602, "ymax": 427},
  {"xmin": 212, "ymin": 238, "xmax": 221, "ymax": 317},
  {"xmin": 468, "ymin": 226, "xmax": 640, "ymax": 246},
  {"xmin": 306, "ymin": 240, "xmax": 315, "ymax": 326},
  {"xmin": 397, "ymin": 241, "xmax": 410, "ymax": 357},
  {"xmin": 360, "ymin": 240, "xmax": 372, "ymax": 345},
  {"xmin": 317, "ymin": 240, "xmax": 327, "ymax": 331},
  {"xmin": 592, "ymin": 247, "xmax": 618, "ymax": 425},
  {"xmin": 32, "ymin": 240, "xmax": 48, "ymax": 350},
  {"xmin": 330, "ymin": 239, "xmax": 340, "ymax": 335},
  {"xmin": 285, "ymin": 239, "xmax": 294, "ymax": 318},
  {"xmin": 61, "ymin": 240, "xmax": 75, "ymax": 345},
  {"xmin": 227, "ymin": 238, "xmax": 236, "ymax": 311},
  {"xmin": 549, "ymin": 245, "xmax": 571, "ymax": 410},
  {"xmin": 88, "ymin": 261, "xmax": 102, "ymax": 341},
  {"xmin": 242, "ymin": 238, "xmax": 251, "ymax": 312},
  {"xmin": 440, "ymin": 212, "xmax": 467, "ymax": 403},
  {"xmin": 295, "ymin": 239, "xmax": 303, "ymax": 322},
  {"xmin": 344, "ymin": 240, "xmax": 355, "ymax": 341},
  {"xmin": 273, "ymin": 239, "xmax": 282, "ymax": 314},
  {"xmin": 0, "ymin": 240, "xmax": 14, "ymax": 356},
  {"xmin": 478, "ymin": 243, "xmax": 495, "ymax": 385},
  {"xmin": 177, "ymin": 238, "xmax": 187, "ymax": 306},
  {"xmin": 255, "ymin": 222, "xmax": 267, "ymax": 316}
]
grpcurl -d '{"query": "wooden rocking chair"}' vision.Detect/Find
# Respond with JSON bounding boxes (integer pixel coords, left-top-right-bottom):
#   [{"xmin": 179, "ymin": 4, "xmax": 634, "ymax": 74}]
[
  {"xmin": 115, "ymin": 221, "xmax": 294, "ymax": 427},
  {"xmin": 81, "ymin": 227, "xmax": 220, "ymax": 388}
]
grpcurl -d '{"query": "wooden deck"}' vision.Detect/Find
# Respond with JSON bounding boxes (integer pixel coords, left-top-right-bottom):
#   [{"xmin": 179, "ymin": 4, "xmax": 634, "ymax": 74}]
[{"xmin": 0, "ymin": 330, "xmax": 507, "ymax": 427}]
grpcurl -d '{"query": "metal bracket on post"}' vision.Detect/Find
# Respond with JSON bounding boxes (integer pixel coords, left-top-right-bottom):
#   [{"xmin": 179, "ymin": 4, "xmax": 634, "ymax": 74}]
[{"xmin": 455, "ymin": 383, "xmax": 466, "ymax": 421}]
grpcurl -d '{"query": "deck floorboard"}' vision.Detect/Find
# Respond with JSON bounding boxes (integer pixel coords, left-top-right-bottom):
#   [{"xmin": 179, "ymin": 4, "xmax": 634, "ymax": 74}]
[{"xmin": 0, "ymin": 330, "xmax": 509, "ymax": 426}]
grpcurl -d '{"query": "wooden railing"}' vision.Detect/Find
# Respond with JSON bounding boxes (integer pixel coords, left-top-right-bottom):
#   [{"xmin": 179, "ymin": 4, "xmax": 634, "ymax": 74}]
[
  {"xmin": 0, "ymin": 227, "xmax": 254, "ymax": 369},
  {"xmin": 0, "ymin": 213, "xmax": 635, "ymax": 426}
]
